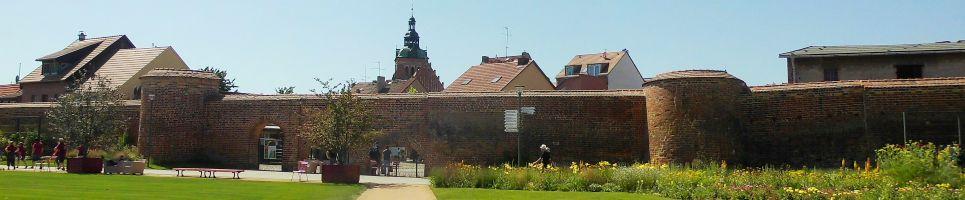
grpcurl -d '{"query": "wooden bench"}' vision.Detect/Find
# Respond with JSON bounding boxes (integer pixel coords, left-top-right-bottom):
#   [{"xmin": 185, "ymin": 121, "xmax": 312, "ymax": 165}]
[{"xmin": 173, "ymin": 168, "xmax": 245, "ymax": 179}]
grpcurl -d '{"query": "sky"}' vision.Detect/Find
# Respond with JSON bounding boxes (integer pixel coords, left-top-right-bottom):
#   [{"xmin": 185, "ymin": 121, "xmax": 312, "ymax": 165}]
[{"xmin": 1, "ymin": 1, "xmax": 963, "ymax": 94}]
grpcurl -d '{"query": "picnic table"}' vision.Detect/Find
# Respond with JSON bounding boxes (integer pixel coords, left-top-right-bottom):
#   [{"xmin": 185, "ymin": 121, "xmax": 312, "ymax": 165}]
[{"xmin": 173, "ymin": 168, "xmax": 244, "ymax": 179}]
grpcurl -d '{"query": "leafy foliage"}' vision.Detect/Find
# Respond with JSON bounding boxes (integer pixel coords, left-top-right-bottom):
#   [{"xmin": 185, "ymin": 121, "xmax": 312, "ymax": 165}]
[
  {"xmin": 876, "ymin": 142, "xmax": 961, "ymax": 185},
  {"xmin": 298, "ymin": 78, "xmax": 382, "ymax": 165},
  {"xmin": 432, "ymin": 143, "xmax": 965, "ymax": 199},
  {"xmin": 276, "ymin": 86, "xmax": 295, "ymax": 94},
  {"xmin": 46, "ymin": 77, "xmax": 126, "ymax": 152},
  {"xmin": 200, "ymin": 67, "xmax": 238, "ymax": 93}
]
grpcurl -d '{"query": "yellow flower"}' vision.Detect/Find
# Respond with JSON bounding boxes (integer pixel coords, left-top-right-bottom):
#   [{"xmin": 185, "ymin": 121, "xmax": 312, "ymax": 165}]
[{"xmin": 937, "ymin": 183, "xmax": 951, "ymax": 189}]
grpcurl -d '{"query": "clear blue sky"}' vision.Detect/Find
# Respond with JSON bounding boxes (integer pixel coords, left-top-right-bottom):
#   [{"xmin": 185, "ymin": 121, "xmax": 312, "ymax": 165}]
[{"xmin": 1, "ymin": 1, "xmax": 963, "ymax": 93}]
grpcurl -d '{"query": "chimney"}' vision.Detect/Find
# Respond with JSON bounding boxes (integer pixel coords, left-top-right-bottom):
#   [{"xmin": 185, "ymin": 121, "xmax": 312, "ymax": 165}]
[
  {"xmin": 481, "ymin": 56, "xmax": 490, "ymax": 64},
  {"xmin": 376, "ymin": 76, "xmax": 387, "ymax": 92},
  {"xmin": 77, "ymin": 31, "xmax": 87, "ymax": 41},
  {"xmin": 517, "ymin": 52, "xmax": 531, "ymax": 65}
]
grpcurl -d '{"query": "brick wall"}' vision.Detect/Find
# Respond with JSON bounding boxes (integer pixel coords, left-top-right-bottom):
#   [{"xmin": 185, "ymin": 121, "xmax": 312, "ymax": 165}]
[
  {"xmin": 742, "ymin": 78, "xmax": 965, "ymax": 167},
  {"xmin": 644, "ymin": 71, "xmax": 746, "ymax": 164},
  {"xmin": 4, "ymin": 69, "xmax": 965, "ymax": 171},
  {"xmin": 199, "ymin": 92, "xmax": 648, "ymax": 171}
]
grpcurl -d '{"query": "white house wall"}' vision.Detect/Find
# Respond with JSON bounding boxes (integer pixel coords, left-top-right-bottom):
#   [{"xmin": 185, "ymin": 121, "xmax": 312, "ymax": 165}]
[{"xmin": 607, "ymin": 54, "xmax": 645, "ymax": 89}]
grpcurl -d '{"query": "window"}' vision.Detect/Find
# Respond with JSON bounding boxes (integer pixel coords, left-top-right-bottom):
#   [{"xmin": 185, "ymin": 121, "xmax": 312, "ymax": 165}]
[
  {"xmin": 587, "ymin": 63, "xmax": 608, "ymax": 76},
  {"xmin": 42, "ymin": 62, "xmax": 60, "ymax": 76},
  {"xmin": 823, "ymin": 66, "xmax": 839, "ymax": 81},
  {"xmin": 490, "ymin": 76, "xmax": 502, "ymax": 83},
  {"xmin": 565, "ymin": 65, "xmax": 582, "ymax": 75},
  {"xmin": 132, "ymin": 86, "xmax": 142, "ymax": 100},
  {"xmin": 41, "ymin": 95, "xmax": 48, "ymax": 102},
  {"xmin": 896, "ymin": 64, "xmax": 923, "ymax": 79},
  {"xmin": 461, "ymin": 79, "xmax": 472, "ymax": 85},
  {"xmin": 31, "ymin": 95, "xmax": 36, "ymax": 102}
]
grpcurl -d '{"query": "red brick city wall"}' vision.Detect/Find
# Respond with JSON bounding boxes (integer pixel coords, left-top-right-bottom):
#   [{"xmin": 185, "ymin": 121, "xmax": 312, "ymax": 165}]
[
  {"xmin": 6, "ymin": 70, "xmax": 965, "ymax": 170},
  {"xmin": 137, "ymin": 70, "xmax": 221, "ymax": 163},
  {"xmin": 0, "ymin": 102, "xmax": 140, "ymax": 144},
  {"xmin": 645, "ymin": 77, "xmax": 746, "ymax": 164},
  {"xmin": 741, "ymin": 78, "xmax": 965, "ymax": 167},
  {"xmin": 200, "ymin": 92, "xmax": 648, "ymax": 171}
]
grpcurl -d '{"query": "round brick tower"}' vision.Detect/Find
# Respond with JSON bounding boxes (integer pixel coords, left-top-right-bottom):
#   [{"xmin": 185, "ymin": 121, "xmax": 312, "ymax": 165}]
[
  {"xmin": 138, "ymin": 69, "xmax": 221, "ymax": 163},
  {"xmin": 643, "ymin": 70, "xmax": 747, "ymax": 164}
]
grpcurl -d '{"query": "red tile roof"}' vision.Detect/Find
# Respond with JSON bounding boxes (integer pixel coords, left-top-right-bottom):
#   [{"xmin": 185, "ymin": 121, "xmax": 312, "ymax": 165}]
[
  {"xmin": 555, "ymin": 50, "xmax": 628, "ymax": 78},
  {"xmin": 21, "ymin": 35, "xmax": 129, "ymax": 83},
  {"xmin": 0, "ymin": 84, "xmax": 21, "ymax": 99},
  {"xmin": 446, "ymin": 57, "xmax": 532, "ymax": 92}
]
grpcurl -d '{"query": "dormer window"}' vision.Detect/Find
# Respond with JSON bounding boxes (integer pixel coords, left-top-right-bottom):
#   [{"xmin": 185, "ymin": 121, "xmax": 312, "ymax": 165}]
[
  {"xmin": 41, "ymin": 61, "xmax": 68, "ymax": 76},
  {"xmin": 565, "ymin": 65, "xmax": 582, "ymax": 75},
  {"xmin": 490, "ymin": 75, "xmax": 502, "ymax": 83},
  {"xmin": 587, "ymin": 63, "xmax": 608, "ymax": 76}
]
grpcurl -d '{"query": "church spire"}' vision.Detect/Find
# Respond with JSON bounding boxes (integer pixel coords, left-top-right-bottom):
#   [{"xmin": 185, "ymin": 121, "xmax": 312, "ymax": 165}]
[{"xmin": 397, "ymin": 11, "xmax": 427, "ymax": 59}]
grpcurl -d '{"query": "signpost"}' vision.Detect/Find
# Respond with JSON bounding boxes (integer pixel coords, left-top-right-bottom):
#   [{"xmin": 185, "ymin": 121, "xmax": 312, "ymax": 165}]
[{"xmin": 504, "ymin": 110, "xmax": 519, "ymax": 133}]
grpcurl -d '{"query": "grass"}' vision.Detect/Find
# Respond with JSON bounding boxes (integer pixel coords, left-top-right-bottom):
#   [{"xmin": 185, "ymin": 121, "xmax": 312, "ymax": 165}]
[
  {"xmin": 0, "ymin": 171, "xmax": 365, "ymax": 200},
  {"xmin": 433, "ymin": 188, "xmax": 666, "ymax": 200}
]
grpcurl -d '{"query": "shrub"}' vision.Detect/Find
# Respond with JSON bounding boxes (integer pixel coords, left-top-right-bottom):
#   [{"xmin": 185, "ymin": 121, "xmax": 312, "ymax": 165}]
[
  {"xmin": 431, "ymin": 144, "xmax": 964, "ymax": 199},
  {"xmin": 876, "ymin": 142, "xmax": 961, "ymax": 185}
]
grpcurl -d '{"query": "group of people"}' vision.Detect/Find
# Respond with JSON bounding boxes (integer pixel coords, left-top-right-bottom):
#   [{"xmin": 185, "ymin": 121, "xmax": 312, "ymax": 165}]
[
  {"xmin": 2, "ymin": 139, "xmax": 69, "ymax": 170},
  {"xmin": 368, "ymin": 144, "xmax": 395, "ymax": 176}
]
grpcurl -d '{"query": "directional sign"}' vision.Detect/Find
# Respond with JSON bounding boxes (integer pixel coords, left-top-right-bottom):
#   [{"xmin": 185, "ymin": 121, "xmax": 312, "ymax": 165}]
[
  {"xmin": 504, "ymin": 110, "xmax": 519, "ymax": 132},
  {"xmin": 521, "ymin": 107, "xmax": 535, "ymax": 114}
]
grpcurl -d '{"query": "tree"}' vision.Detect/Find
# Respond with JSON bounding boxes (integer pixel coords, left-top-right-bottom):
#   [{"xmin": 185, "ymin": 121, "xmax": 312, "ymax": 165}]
[
  {"xmin": 276, "ymin": 86, "xmax": 295, "ymax": 94},
  {"xmin": 299, "ymin": 78, "xmax": 383, "ymax": 165},
  {"xmin": 201, "ymin": 67, "xmax": 238, "ymax": 93},
  {"xmin": 46, "ymin": 77, "xmax": 126, "ymax": 153}
]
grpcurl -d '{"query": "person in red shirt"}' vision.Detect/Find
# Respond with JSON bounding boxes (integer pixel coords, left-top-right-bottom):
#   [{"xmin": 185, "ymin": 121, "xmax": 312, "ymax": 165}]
[
  {"xmin": 30, "ymin": 140, "xmax": 43, "ymax": 169},
  {"xmin": 4, "ymin": 143, "xmax": 16, "ymax": 170},
  {"xmin": 16, "ymin": 142, "xmax": 25, "ymax": 166},
  {"xmin": 53, "ymin": 139, "xmax": 66, "ymax": 170}
]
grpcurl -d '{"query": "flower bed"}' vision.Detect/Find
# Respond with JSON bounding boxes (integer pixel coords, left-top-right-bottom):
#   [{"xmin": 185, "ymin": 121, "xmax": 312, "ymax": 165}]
[{"xmin": 431, "ymin": 142, "xmax": 963, "ymax": 199}]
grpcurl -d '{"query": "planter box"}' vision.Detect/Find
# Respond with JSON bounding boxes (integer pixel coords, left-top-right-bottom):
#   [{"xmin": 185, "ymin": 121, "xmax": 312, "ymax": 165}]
[
  {"xmin": 321, "ymin": 164, "xmax": 360, "ymax": 184},
  {"xmin": 67, "ymin": 158, "xmax": 104, "ymax": 174}
]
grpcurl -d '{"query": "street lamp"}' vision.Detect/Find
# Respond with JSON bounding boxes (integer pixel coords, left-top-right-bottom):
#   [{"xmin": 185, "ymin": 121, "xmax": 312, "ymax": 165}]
[{"xmin": 515, "ymin": 85, "xmax": 524, "ymax": 166}]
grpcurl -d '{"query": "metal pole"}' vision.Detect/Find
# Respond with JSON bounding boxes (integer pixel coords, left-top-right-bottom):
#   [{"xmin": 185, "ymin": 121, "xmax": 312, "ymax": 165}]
[
  {"xmin": 517, "ymin": 90, "xmax": 522, "ymax": 167},
  {"xmin": 902, "ymin": 112, "xmax": 907, "ymax": 143},
  {"xmin": 957, "ymin": 115, "xmax": 961, "ymax": 145}
]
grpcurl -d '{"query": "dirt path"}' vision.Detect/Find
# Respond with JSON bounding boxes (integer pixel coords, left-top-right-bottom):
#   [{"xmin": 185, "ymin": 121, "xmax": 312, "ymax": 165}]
[{"xmin": 356, "ymin": 184, "xmax": 436, "ymax": 200}]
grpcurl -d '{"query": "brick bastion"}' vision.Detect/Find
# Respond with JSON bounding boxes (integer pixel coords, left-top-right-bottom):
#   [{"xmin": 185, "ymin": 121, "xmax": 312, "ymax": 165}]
[{"xmin": 1, "ymin": 69, "xmax": 963, "ymax": 172}]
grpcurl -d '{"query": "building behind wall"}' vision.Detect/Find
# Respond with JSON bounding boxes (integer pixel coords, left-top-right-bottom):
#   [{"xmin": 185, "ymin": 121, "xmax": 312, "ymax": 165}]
[
  {"xmin": 555, "ymin": 49, "xmax": 645, "ymax": 90},
  {"xmin": 781, "ymin": 40, "xmax": 965, "ymax": 83},
  {"xmin": 445, "ymin": 52, "xmax": 555, "ymax": 92},
  {"xmin": 17, "ymin": 32, "xmax": 190, "ymax": 102},
  {"xmin": 353, "ymin": 15, "xmax": 444, "ymax": 94}
]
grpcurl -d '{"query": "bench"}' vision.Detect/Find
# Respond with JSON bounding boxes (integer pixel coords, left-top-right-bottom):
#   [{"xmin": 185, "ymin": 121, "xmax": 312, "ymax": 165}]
[{"xmin": 173, "ymin": 168, "xmax": 244, "ymax": 179}]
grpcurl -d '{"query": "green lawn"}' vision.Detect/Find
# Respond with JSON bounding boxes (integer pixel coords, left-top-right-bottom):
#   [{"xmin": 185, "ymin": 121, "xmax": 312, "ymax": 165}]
[
  {"xmin": 433, "ymin": 188, "xmax": 667, "ymax": 200},
  {"xmin": 0, "ymin": 171, "xmax": 365, "ymax": 200}
]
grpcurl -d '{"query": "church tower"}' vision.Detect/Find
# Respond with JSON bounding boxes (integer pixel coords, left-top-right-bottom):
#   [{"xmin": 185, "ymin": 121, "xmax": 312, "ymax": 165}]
[
  {"xmin": 394, "ymin": 16, "xmax": 429, "ymax": 80},
  {"xmin": 391, "ymin": 14, "xmax": 444, "ymax": 92}
]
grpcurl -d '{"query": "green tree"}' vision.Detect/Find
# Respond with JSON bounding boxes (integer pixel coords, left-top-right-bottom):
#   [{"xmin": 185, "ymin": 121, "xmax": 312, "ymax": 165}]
[
  {"xmin": 276, "ymin": 86, "xmax": 295, "ymax": 94},
  {"xmin": 201, "ymin": 67, "xmax": 238, "ymax": 93},
  {"xmin": 299, "ymin": 78, "xmax": 383, "ymax": 165},
  {"xmin": 46, "ymin": 77, "xmax": 126, "ymax": 153}
]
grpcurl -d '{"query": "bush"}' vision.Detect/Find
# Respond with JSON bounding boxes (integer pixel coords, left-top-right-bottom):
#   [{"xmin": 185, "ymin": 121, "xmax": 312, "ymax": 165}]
[
  {"xmin": 876, "ymin": 142, "xmax": 961, "ymax": 185},
  {"xmin": 431, "ymin": 143, "xmax": 965, "ymax": 199}
]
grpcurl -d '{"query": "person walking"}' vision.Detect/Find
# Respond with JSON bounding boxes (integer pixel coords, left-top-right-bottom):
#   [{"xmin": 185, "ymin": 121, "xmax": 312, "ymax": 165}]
[
  {"xmin": 53, "ymin": 139, "xmax": 66, "ymax": 170},
  {"xmin": 16, "ymin": 142, "xmax": 26, "ymax": 167},
  {"xmin": 532, "ymin": 144, "xmax": 552, "ymax": 169},
  {"xmin": 368, "ymin": 145, "xmax": 380, "ymax": 175},
  {"xmin": 381, "ymin": 147, "xmax": 391, "ymax": 176},
  {"xmin": 4, "ymin": 142, "xmax": 16, "ymax": 170},
  {"xmin": 30, "ymin": 140, "xmax": 43, "ymax": 169}
]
